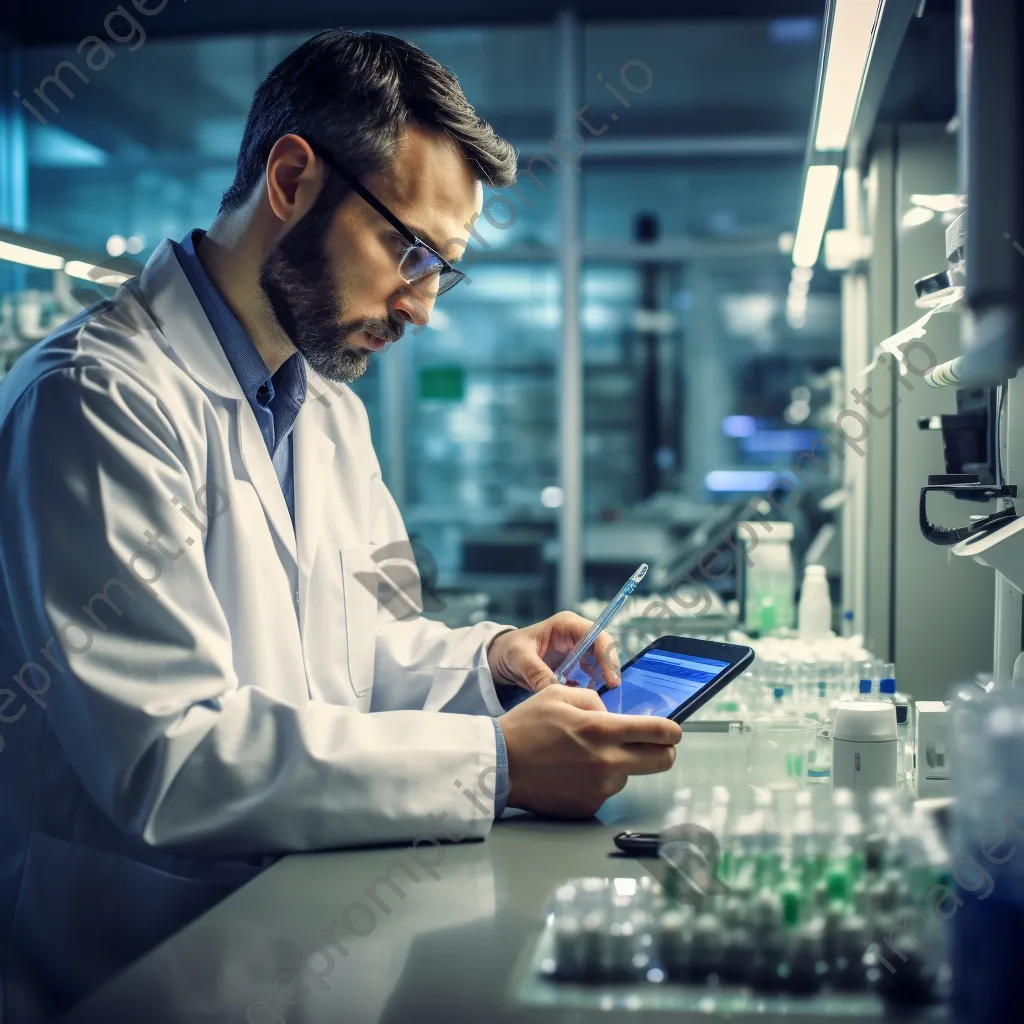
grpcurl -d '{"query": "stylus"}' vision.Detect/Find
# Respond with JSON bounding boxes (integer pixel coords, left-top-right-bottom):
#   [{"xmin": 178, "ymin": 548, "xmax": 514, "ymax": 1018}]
[{"xmin": 553, "ymin": 563, "xmax": 648, "ymax": 686}]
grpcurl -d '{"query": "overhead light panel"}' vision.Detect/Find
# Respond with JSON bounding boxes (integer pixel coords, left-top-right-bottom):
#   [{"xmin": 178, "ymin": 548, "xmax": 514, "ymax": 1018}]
[
  {"xmin": 814, "ymin": 0, "xmax": 883, "ymax": 152},
  {"xmin": 793, "ymin": 164, "xmax": 840, "ymax": 268},
  {"xmin": 64, "ymin": 261, "xmax": 132, "ymax": 286},
  {"xmin": 0, "ymin": 239, "xmax": 65, "ymax": 270}
]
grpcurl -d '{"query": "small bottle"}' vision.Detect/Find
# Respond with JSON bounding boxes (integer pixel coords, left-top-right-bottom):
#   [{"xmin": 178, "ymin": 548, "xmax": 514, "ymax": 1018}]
[
  {"xmin": 857, "ymin": 660, "xmax": 876, "ymax": 700},
  {"xmin": 878, "ymin": 664, "xmax": 897, "ymax": 703},
  {"xmin": 798, "ymin": 565, "xmax": 832, "ymax": 640},
  {"xmin": 878, "ymin": 665, "xmax": 910, "ymax": 782}
]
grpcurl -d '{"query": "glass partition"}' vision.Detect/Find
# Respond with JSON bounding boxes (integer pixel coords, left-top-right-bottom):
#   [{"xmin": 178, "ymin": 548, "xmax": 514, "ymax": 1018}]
[{"xmin": 402, "ymin": 261, "xmax": 560, "ymax": 623}]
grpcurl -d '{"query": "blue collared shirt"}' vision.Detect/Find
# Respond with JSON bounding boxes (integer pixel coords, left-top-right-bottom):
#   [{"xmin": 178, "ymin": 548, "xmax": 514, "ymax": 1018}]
[{"xmin": 171, "ymin": 229, "xmax": 510, "ymax": 818}]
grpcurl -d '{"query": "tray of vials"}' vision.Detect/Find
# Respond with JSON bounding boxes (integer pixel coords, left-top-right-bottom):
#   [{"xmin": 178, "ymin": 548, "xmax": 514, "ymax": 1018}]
[{"xmin": 514, "ymin": 788, "xmax": 951, "ymax": 1017}]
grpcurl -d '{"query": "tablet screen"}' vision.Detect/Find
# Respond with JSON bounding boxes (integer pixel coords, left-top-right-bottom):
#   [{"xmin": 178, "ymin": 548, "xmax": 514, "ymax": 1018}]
[{"xmin": 600, "ymin": 648, "xmax": 730, "ymax": 717}]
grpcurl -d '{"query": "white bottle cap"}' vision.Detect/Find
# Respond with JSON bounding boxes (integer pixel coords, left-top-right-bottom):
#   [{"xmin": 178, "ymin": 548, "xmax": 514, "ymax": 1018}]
[
  {"xmin": 804, "ymin": 564, "xmax": 827, "ymax": 577},
  {"xmin": 833, "ymin": 700, "xmax": 897, "ymax": 742}
]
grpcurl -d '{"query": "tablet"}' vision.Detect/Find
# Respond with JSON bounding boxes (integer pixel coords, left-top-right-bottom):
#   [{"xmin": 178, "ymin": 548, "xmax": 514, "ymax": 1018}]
[{"xmin": 597, "ymin": 635, "xmax": 754, "ymax": 722}]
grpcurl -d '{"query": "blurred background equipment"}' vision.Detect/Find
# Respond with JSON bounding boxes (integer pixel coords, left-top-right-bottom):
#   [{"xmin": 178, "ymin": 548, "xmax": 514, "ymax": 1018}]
[{"xmin": 1, "ymin": 3, "xmax": 850, "ymax": 632}]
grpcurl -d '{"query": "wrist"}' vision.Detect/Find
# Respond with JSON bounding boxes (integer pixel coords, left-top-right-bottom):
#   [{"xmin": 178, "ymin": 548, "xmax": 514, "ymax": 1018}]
[{"xmin": 486, "ymin": 626, "xmax": 517, "ymax": 681}]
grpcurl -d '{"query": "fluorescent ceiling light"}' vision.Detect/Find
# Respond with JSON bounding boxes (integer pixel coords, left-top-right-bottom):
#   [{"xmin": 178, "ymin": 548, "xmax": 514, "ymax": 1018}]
[
  {"xmin": 0, "ymin": 239, "xmax": 64, "ymax": 270},
  {"xmin": 910, "ymin": 193, "xmax": 967, "ymax": 213},
  {"xmin": 814, "ymin": 0, "xmax": 882, "ymax": 151},
  {"xmin": 793, "ymin": 165, "xmax": 840, "ymax": 268},
  {"xmin": 64, "ymin": 261, "xmax": 131, "ymax": 286}
]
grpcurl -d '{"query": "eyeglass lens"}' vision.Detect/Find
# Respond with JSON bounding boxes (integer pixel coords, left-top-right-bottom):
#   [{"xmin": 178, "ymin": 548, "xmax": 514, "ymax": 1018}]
[{"xmin": 398, "ymin": 245, "xmax": 461, "ymax": 295}]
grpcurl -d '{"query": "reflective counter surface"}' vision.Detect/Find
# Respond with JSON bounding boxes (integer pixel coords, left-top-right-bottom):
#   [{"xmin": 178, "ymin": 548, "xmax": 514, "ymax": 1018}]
[{"xmin": 61, "ymin": 801, "xmax": 931, "ymax": 1024}]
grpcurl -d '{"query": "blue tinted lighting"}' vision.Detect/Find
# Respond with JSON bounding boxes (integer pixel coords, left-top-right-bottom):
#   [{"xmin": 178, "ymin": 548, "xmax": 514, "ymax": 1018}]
[{"xmin": 722, "ymin": 415, "xmax": 757, "ymax": 438}]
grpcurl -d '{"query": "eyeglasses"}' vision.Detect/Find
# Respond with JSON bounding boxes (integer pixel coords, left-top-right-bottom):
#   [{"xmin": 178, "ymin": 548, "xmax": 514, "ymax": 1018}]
[{"xmin": 306, "ymin": 139, "xmax": 466, "ymax": 297}]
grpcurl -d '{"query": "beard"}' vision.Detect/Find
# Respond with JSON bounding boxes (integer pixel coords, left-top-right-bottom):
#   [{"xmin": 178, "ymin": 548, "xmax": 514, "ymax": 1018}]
[{"xmin": 258, "ymin": 188, "xmax": 404, "ymax": 384}]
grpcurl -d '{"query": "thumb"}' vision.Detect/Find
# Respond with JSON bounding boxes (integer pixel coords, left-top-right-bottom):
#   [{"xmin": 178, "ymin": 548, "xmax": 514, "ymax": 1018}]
[
  {"xmin": 521, "ymin": 653, "xmax": 558, "ymax": 692},
  {"xmin": 549, "ymin": 684, "xmax": 606, "ymax": 711}
]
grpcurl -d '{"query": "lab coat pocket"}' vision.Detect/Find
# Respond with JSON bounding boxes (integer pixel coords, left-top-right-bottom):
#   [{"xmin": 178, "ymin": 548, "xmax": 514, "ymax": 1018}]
[{"xmin": 340, "ymin": 544, "xmax": 379, "ymax": 697}]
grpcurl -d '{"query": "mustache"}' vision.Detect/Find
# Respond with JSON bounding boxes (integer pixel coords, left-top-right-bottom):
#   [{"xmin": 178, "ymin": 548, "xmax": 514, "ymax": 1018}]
[{"xmin": 355, "ymin": 317, "xmax": 405, "ymax": 344}]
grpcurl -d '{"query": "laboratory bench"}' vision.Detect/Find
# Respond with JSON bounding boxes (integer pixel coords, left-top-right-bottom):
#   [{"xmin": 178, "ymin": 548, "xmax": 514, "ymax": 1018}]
[{"xmin": 61, "ymin": 804, "xmax": 944, "ymax": 1024}]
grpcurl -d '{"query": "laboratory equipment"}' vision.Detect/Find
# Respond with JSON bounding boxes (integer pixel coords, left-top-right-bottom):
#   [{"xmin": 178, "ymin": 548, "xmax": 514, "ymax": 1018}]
[
  {"xmin": 831, "ymin": 701, "xmax": 897, "ymax": 793},
  {"xmin": 521, "ymin": 785, "xmax": 950, "ymax": 1014},
  {"xmin": 797, "ymin": 564, "xmax": 832, "ymax": 640},
  {"xmin": 737, "ymin": 520, "xmax": 796, "ymax": 635},
  {"xmin": 877, "ymin": 664, "xmax": 913, "ymax": 783},
  {"xmin": 914, "ymin": 701, "xmax": 950, "ymax": 798},
  {"xmin": 555, "ymin": 562, "xmax": 647, "ymax": 686},
  {"xmin": 949, "ymin": 682, "xmax": 1024, "ymax": 1023},
  {"xmin": 748, "ymin": 716, "xmax": 818, "ymax": 791}
]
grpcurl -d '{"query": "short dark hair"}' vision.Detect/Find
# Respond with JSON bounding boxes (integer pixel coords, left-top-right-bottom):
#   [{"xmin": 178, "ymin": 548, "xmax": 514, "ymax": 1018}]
[{"xmin": 220, "ymin": 28, "xmax": 518, "ymax": 214}]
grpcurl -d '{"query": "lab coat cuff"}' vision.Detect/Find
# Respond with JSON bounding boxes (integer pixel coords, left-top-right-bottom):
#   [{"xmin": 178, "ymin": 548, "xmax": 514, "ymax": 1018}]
[{"xmin": 470, "ymin": 622, "xmax": 518, "ymax": 718}]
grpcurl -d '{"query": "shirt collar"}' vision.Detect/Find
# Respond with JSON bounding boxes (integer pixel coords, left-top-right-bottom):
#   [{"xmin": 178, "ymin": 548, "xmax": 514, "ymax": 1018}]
[{"xmin": 171, "ymin": 228, "xmax": 306, "ymax": 410}]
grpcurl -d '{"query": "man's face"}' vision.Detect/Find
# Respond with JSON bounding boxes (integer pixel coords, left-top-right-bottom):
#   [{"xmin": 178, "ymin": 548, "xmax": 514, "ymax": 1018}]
[{"xmin": 259, "ymin": 124, "xmax": 482, "ymax": 383}]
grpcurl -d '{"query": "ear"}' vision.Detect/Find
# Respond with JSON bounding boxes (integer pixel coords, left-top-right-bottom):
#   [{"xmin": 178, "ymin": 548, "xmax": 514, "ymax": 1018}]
[{"xmin": 265, "ymin": 134, "xmax": 322, "ymax": 224}]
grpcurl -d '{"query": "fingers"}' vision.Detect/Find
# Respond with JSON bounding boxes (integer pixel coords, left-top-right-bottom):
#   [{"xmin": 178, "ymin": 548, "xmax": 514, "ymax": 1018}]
[
  {"xmin": 592, "ymin": 630, "xmax": 621, "ymax": 686},
  {"xmin": 552, "ymin": 609, "xmax": 592, "ymax": 635},
  {"xmin": 523, "ymin": 661, "xmax": 558, "ymax": 691},
  {"xmin": 558, "ymin": 618, "xmax": 619, "ymax": 689},
  {"xmin": 588, "ymin": 713, "xmax": 683, "ymax": 746},
  {"xmin": 616, "ymin": 741, "xmax": 678, "ymax": 775},
  {"xmin": 546, "ymin": 683, "xmax": 607, "ymax": 712}
]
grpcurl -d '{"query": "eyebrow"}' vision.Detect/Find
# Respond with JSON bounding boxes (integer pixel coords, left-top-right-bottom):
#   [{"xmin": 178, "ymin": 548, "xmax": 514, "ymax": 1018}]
[{"xmin": 408, "ymin": 225, "xmax": 463, "ymax": 263}]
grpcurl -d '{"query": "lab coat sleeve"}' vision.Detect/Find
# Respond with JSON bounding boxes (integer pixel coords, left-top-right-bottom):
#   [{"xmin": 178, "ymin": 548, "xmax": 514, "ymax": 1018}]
[
  {"xmin": 363, "ymin": 450, "xmax": 513, "ymax": 720},
  {"xmin": 0, "ymin": 365, "xmax": 499, "ymax": 856}
]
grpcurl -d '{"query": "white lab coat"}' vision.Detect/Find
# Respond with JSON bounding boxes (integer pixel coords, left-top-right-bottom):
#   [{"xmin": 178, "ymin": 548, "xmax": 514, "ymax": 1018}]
[{"xmin": 0, "ymin": 239, "xmax": 510, "ymax": 1021}]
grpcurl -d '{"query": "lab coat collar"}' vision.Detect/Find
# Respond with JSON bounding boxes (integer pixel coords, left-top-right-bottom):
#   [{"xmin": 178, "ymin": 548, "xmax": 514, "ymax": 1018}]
[
  {"xmin": 137, "ymin": 239, "xmax": 342, "ymax": 596},
  {"xmin": 138, "ymin": 238, "xmax": 303, "ymax": 567},
  {"xmin": 139, "ymin": 237, "xmax": 249, "ymax": 401}
]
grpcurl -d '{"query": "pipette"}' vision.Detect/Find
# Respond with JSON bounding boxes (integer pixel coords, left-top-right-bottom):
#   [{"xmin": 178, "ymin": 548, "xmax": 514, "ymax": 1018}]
[{"xmin": 554, "ymin": 563, "xmax": 648, "ymax": 686}]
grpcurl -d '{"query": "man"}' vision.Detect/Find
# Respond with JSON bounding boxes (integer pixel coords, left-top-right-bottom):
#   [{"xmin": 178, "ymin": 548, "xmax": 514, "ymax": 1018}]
[{"xmin": 0, "ymin": 29, "xmax": 681, "ymax": 1020}]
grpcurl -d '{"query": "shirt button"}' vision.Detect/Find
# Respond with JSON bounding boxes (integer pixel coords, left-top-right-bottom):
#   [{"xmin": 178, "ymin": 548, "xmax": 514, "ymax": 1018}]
[{"xmin": 257, "ymin": 383, "xmax": 270, "ymax": 404}]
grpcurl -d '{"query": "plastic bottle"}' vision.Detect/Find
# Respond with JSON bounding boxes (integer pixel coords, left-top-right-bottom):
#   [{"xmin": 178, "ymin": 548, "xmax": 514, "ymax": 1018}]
[
  {"xmin": 878, "ymin": 665, "xmax": 911, "ymax": 782},
  {"xmin": 881, "ymin": 671, "xmax": 903, "ymax": 773},
  {"xmin": 740, "ymin": 522, "xmax": 796, "ymax": 635},
  {"xmin": 950, "ymin": 685, "xmax": 1024, "ymax": 1022},
  {"xmin": 798, "ymin": 565, "xmax": 832, "ymax": 640},
  {"xmin": 857, "ymin": 660, "xmax": 876, "ymax": 700},
  {"xmin": 878, "ymin": 664, "xmax": 896, "ymax": 703}
]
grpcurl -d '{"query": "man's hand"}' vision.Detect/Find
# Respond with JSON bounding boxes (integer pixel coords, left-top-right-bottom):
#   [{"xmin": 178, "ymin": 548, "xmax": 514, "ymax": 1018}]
[
  {"xmin": 486, "ymin": 611, "xmax": 621, "ymax": 692},
  {"xmin": 498, "ymin": 684, "xmax": 682, "ymax": 817}
]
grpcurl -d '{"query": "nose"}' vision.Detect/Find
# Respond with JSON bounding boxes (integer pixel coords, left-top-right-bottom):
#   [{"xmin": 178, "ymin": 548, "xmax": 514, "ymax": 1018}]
[{"xmin": 388, "ymin": 277, "xmax": 437, "ymax": 329}]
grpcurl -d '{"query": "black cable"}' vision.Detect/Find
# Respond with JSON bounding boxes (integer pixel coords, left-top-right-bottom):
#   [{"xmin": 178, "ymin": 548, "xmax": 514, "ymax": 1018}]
[{"xmin": 919, "ymin": 488, "xmax": 973, "ymax": 546}]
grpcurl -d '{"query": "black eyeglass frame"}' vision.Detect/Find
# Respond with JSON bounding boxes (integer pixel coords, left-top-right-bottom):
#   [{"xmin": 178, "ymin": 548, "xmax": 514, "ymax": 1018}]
[{"xmin": 305, "ymin": 139, "xmax": 467, "ymax": 297}]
